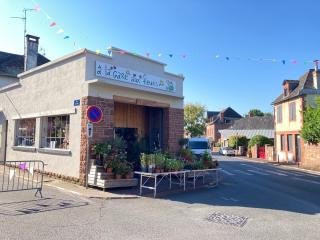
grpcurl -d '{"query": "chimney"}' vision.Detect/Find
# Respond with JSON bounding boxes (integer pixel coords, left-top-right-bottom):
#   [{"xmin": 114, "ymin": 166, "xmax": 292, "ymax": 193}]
[
  {"xmin": 24, "ymin": 35, "xmax": 39, "ymax": 71},
  {"xmin": 220, "ymin": 112, "xmax": 224, "ymax": 122},
  {"xmin": 313, "ymin": 60, "xmax": 320, "ymax": 89}
]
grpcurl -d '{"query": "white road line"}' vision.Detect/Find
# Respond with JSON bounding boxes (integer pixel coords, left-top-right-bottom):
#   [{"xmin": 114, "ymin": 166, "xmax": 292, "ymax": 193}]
[
  {"xmin": 274, "ymin": 169, "xmax": 303, "ymax": 177},
  {"xmin": 247, "ymin": 169, "xmax": 269, "ymax": 176},
  {"xmin": 265, "ymin": 170, "xmax": 288, "ymax": 176},
  {"xmin": 234, "ymin": 169, "xmax": 253, "ymax": 176},
  {"xmin": 221, "ymin": 169, "xmax": 235, "ymax": 176},
  {"xmin": 293, "ymin": 177, "xmax": 320, "ymax": 185}
]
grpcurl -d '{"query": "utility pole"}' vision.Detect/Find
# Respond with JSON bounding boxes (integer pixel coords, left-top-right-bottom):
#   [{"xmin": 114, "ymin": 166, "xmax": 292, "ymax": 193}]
[{"xmin": 10, "ymin": 8, "xmax": 35, "ymax": 54}]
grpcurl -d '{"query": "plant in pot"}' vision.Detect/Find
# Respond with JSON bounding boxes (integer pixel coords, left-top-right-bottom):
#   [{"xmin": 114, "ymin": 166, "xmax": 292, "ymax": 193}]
[
  {"xmin": 155, "ymin": 153, "xmax": 166, "ymax": 173},
  {"xmin": 104, "ymin": 160, "xmax": 114, "ymax": 173},
  {"xmin": 123, "ymin": 164, "xmax": 133, "ymax": 179},
  {"xmin": 140, "ymin": 153, "xmax": 149, "ymax": 172},
  {"xmin": 92, "ymin": 143, "xmax": 105, "ymax": 166},
  {"xmin": 113, "ymin": 161, "xmax": 125, "ymax": 180},
  {"xmin": 201, "ymin": 151, "xmax": 213, "ymax": 169}
]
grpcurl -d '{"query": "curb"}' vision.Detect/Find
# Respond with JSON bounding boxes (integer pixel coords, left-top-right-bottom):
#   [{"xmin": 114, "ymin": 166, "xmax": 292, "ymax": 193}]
[
  {"xmin": 235, "ymin": 156, "xmax": 320, "ymax": 175},
  {"xmin": 45, "ymin": 182, "xmax": 140, "ymax": 200}
]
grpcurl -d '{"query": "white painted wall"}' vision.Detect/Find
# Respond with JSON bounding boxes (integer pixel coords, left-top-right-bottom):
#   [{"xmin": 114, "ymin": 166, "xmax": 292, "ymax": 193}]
[{"xmin": 0, "ymin": 53, "xmax": 88, "ymax": 178}]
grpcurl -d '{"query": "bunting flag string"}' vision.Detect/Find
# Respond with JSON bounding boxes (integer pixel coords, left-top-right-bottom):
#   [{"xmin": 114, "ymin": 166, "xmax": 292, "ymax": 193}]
[{"xmin": 30, "ymin": 0, "xmax": 320, "ymax": 66}]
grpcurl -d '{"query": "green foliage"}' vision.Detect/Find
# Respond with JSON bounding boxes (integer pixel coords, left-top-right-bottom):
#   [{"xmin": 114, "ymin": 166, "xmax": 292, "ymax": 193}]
[
  {"xmin": 184, "ymin": 103, "xmax": 207, "ymax": 137},
  {"xmin": 228, "ymin": 135, "xmax": 248, "ymax": 149},
  {"xmin": 248, "ymin": 135, "xmax": 273, "ymax": 148},
  {"xmin": 179, "ymin": 148, "xmax": 195, "ymax": 162},
  {"xmin": 154, "ymin": 153, "xmax": 166, "ymax": 169},
  {"xmin": 201, "ymin": 151, "xmax": 212, "ymax": 162},
  {"xmin": 301, "ymin": 98, "xmax": 320, "ymax": 144},
  {"xmin": 248, "ymin": 109, "xmax": 264, "ymax": 117}
]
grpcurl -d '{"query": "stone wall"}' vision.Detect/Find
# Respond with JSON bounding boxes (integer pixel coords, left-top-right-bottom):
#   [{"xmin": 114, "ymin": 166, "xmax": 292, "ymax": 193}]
[
  {"xmin": 79, "ymin": 96, "xmax": 114, "ymax": 184},
  {"xmin": 301, "ymin": 143, "xmax": 320, "ymax": 171}
]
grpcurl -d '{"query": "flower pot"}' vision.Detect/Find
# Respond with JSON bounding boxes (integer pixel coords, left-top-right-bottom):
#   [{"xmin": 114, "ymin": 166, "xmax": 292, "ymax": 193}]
[
  {"xmin": 115, "ymin": 174, "xmax": 122, "ymax": 180},
  {"xmin": 124, "ymin": 173, "xmax": 133, "ymax": 179},
  {"xmin": 155, "ymin": 168, "xmax": 161, "ymax": 173},
  {"xmin": 106, "ymin": 168, "xmax": 113, "ymax": 173}
]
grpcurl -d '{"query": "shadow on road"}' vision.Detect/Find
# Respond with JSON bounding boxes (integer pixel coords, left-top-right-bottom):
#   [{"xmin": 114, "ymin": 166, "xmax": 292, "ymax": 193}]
[
  {"xmin": 0, "ymin": 197, "xmax": 89, "ymax": 216},
  {"xmin": 160, "ymin": 160, "xmax": 320, "ymax": 215}
]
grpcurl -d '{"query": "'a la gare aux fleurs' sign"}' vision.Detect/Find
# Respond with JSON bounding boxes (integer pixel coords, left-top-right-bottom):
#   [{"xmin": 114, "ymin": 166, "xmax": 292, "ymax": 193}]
[{"xmin": 95, "ymin": 61, "xmax": 176, "ymax": 93}]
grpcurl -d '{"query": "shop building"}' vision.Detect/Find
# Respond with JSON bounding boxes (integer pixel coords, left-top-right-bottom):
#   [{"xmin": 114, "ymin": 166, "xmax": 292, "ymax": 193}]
[{"xmin": 0, "ymin": 36, "xmax": 184, "ymax": 183}]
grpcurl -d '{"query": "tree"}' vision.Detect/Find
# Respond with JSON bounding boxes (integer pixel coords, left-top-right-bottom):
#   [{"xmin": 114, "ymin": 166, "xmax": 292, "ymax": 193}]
[
  {"xmin": 301, "ymin": 97, "xmax": 320, "ymax": 144},
  {"xmin": 184, "ymin": 103, "xmax": 207, "ymax": 137},
  {"xmin": 248, "ymin": 109, "xmax": 264, "ymax": 117},
  {"xmin": 248, "ymin": 135, "xmax": 273, "ymax": 148},
  {"xmin": 228, "ymin": 135, "xmax": 248, "ymax": 149}
]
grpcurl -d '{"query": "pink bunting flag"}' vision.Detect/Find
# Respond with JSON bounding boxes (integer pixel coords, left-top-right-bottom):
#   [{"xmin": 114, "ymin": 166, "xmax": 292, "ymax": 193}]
[
  {"xmin": 49, "ymin": 22, "xmax": 56, "ymax": 27},
  {"xmin": 35, "ymin": 5, "xmax": 41, "ymax": 12},
  {"xmin": 292, "ymin": 60, "xmax": 297, "ymax": 64}
]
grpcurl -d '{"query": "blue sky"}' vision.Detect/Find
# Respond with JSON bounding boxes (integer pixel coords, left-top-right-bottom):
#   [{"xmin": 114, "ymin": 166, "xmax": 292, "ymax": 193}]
[{"xmin": 1, "ymin": 0, "xmax": 319, "ymax": 115}]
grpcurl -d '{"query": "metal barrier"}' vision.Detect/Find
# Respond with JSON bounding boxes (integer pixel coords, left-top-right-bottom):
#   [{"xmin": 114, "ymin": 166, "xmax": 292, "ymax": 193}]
[{"xmin": 0, "ymin": 160, "xmax": 44, "ymax": 198}]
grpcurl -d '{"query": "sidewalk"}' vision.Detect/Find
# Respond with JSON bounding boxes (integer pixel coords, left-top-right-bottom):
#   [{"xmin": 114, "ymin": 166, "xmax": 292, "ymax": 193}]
[
  {"xmin": 43, "ymin": 176, "xmax": 140, "ymax": 200},
  {"xmin": 235, "ymin": 156, "xmax": 320, "ymax": 176}
]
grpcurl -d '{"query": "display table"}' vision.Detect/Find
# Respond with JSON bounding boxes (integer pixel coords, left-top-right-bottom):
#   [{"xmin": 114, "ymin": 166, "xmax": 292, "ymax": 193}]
[{"xmin": 135, "ymin": 168, "xmax": 220, "ymax": 197}]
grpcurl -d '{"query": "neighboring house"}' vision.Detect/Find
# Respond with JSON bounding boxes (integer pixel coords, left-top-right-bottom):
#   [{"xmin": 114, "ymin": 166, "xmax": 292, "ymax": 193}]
[
  {"xmin": 206, "ymin": 107, "xmax": 242, "ymax": 144},
  {"xmin": 0, "ymin": 35, "xmax": 49, "ymax": 89},
  {"xmin": 219, "ymin": 116, "xmax": 274, "ymax": 147},
  {"xmin": 272, "ymin": 67, "xmax": 320, "ymax": 164}
]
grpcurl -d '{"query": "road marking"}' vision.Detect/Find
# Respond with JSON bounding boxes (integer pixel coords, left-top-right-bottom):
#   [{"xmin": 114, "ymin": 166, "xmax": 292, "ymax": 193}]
[
  {"xmin": 221, "ymin": 169, "xmax": 235, "ymax": 176},
  {"xmin": 264, "ymin": 170, "xmax": 288, "ymax": 176},
  {"xmin": 234, "ymin": 169, "xmax": 253, "ymax": 176},
  {"xmin": 247, "ymin": 169, "xmax": 269, "ymax": 176},
  {"xmin": 292, "ymin": 177, "xmax": 320, "ymax": 185},
  {"xmin": 274, "ymin": 169, "xmax": 303, "ymax": 177}
]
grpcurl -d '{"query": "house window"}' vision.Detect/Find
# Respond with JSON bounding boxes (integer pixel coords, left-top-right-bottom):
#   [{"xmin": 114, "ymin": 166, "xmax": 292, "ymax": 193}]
[
  {"xmin": 15, "ymin": 118, "xmax": 36, "ymax": 147},
  {"xmin": 42, "ymin": 115, "xmax": 70, "ymax": 149},
  {"xmin": 277, "ymin": 105, "xmax": 283, "ymax": 123},
  {"xmin": 280, "ymin": 135, "xmax": 285, "ymax": 151},
  {"xmin": 289, "ymin": 102, "xmax": 296, "ymax": 121},
  {"xmin": 287, "ymin": 134, "xmax": 293, "ymax": 152}
]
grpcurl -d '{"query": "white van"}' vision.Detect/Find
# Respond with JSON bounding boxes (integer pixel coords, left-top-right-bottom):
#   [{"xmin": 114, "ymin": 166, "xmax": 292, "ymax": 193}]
[{"xmin": 188, "ymin": 137, "xmax": 211, "ymax": 156}]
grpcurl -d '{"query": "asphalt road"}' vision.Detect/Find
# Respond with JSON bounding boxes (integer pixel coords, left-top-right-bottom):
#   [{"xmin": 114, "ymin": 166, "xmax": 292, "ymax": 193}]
[{"xmin": 0, "ymin": 156, "xmax": 320, "ymax": 240}]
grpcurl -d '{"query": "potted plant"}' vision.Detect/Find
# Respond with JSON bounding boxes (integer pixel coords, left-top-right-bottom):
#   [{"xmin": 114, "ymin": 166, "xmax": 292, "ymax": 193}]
[
  {"xmin": 104, "ymin": 160, "xmax": 113, "ymax": 173},
  {"xmin": 113, "ymin": 161, "xmax": 125, "ymax": 180},
  {"xmin": 155, "ymin": 153, "xmax": 166, "ymax": 173},
  {"xmin": 140, "ymin": 153, "xmax": 149, "ymax": 172},
  {"xmin": 123, "ymin": 164, "xmax": 133, "ymax": 179},
  {"xmin": 92, "ymin": 143, "xmax": 105, "ymax": 165}
]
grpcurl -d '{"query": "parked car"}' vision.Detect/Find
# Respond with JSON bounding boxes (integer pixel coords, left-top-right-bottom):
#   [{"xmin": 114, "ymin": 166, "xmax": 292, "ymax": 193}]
[
  {"xmin": 188, "ymin": 137, "xmax": 218, "ymax": 165},
  {"xmin": 219, "ymin": 147, "xmax": 236, "ymax": 156}
]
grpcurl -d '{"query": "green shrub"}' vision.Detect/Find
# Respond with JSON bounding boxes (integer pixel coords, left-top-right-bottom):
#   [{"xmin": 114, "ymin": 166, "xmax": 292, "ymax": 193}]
[
  {"xmin": 301, "ymin": 99, "xmax": 320, "ymax": 144},
  {"xmin": 248, "ymin": 135, "xmax": 273, "ymax": 148},
  {"xmin": 228, "ymin": 135, "xmax": 248, "ymax": 149}
]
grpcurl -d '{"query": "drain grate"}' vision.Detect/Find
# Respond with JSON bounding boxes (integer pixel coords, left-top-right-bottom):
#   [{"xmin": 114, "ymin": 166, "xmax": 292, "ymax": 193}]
[{"xmin": 206, "ymin": 212, "xmax": 248, "ymax": 227}]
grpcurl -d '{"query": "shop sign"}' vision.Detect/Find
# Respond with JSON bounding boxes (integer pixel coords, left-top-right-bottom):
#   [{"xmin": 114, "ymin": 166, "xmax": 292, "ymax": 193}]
[
  {"xmin": 87, "ymin": 106, "xmax": 103, "ymax": 123},
  {"xmin": 74, "ymin": 99, "xmax": 80, "ymax": 106},
  {"xmin": 95, "ymin": 61, "xmax": 176, "ymax": 93}
]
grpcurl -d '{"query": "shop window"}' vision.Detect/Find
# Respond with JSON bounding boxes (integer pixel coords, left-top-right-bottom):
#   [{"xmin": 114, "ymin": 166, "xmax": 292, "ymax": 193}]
[
  {"xmin": 289, "ymin": 102, "xmax": 296, "ymax": 121},
  {"xmin": 15, "ymin": 118, "xmax": 36, "ymax": 147},
  {"xmin": 280, "ymin": 135, "xmax": 285, "ymax": 151},
  {"xmin": 41, "ymin": 115, "xmax": 70, "ymax": 149},
  {"xmin": 277, "ymin": 105, "xmax": 283, "ymax": 123},
  {"xmin": 287, "ymin": 134, "xmax": 293, "ymax": 152}
]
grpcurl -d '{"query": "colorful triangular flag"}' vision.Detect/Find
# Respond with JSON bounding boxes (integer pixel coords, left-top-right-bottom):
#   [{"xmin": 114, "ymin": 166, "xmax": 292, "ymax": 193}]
[{"xmin": 49, "ymin": 22, "xmax": 56, "ymax": 27}]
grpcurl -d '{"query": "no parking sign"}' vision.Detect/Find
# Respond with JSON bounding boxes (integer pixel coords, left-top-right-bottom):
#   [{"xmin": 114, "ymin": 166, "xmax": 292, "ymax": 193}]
[{"xmin": 87, "ymin": 105, "xmax": 103, "ymax": 123}]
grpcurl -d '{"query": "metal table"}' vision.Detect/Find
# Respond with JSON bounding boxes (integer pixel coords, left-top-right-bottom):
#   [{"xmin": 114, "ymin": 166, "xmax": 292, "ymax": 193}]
[{"xmin": 135, "ymin": 168, "xmax": 220, "ymax": 197}]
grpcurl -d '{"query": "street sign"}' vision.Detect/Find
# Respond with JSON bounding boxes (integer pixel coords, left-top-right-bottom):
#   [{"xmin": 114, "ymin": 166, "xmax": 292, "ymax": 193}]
[
  {"xmin": 74, "ymin": 99, "xmax": 80, "ymax": 106},
  {"xmin": 87, "ymin": 123, "xmax": 93, "ymax": 138},
  {"xmin": 87, "ymin": 105, "xmax": 103, "ymax": 123}
]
